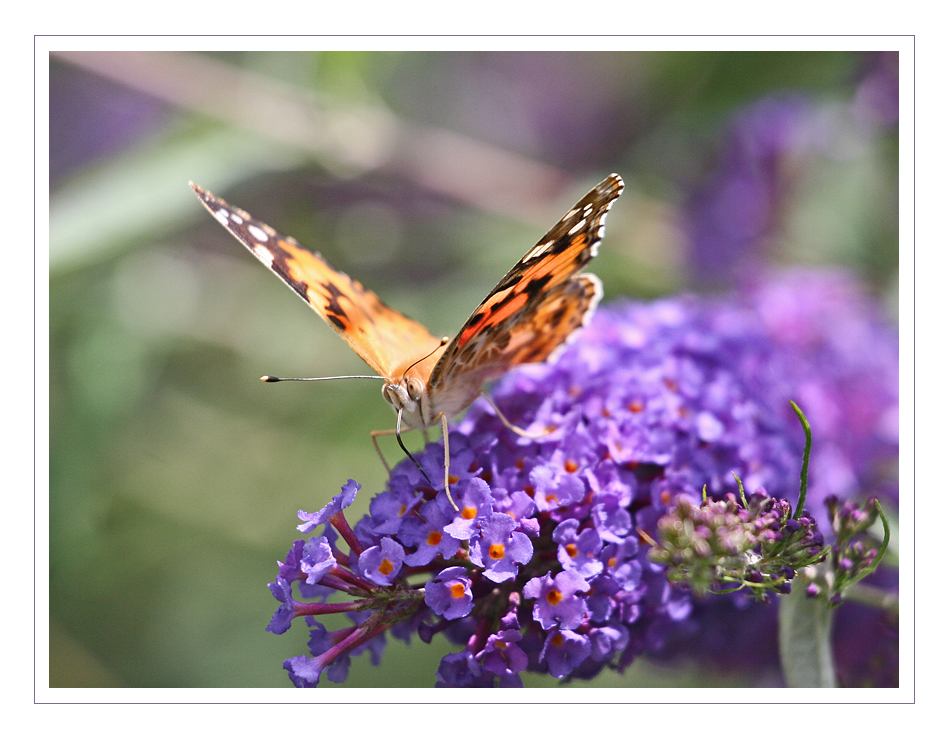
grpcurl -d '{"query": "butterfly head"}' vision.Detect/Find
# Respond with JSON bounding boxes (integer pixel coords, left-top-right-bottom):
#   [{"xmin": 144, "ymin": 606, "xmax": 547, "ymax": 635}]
[
  {"xmin": 382, "ymin": 375, "xmax": 427, "ymax": 427},
  {"xmin": 381, "ymin": 336, "xmax": 451, "ymax": 430}
]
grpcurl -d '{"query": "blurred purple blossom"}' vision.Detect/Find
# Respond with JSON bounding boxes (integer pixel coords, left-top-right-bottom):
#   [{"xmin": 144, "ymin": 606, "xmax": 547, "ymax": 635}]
[
  {"xmin": 685, "ymin": 54, "xmax": 898, "ymax": 285},
  {"xmin": 685, "ymin": 95, "xmax": 815, "ymax": 283}
]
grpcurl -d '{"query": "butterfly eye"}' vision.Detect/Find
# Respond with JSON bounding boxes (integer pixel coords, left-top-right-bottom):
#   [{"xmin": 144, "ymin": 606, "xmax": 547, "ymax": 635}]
[{"xmin": 405, "ymin": 377, "xmax": 424, "ymax": 401}]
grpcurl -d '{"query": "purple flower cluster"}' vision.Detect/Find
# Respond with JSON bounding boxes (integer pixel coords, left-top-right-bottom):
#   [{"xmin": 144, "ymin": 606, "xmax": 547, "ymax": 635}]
[{"xmin": 267, "ymin": 269, "xmax": 898, "ymax": 687}]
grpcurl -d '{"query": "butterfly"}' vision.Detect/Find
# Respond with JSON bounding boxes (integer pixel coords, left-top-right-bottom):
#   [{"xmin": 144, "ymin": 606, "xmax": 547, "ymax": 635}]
[{"xmin": 191, "ymin": 174, "xmax": 624, "ymax": 508}]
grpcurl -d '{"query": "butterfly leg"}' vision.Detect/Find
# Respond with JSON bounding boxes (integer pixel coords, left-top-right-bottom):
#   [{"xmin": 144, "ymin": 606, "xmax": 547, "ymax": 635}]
[
  {"xmin": 370, "ymin": 428, "xmax": 396, "ymax": 475},
  {"xmin": 437, "ymin": 412, "xmax": 459, "ymax": 512},
  {"xmin": 479, "ymin": 392, "xmax": 551, "ymax": 439}
]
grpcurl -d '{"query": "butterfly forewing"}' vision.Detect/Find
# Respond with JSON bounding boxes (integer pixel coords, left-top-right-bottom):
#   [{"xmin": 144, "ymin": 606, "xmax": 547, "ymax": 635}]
[
  {"xmin": 191, "ymin": 183, "xmax": 441, "ymax": 380},
  {"xmin": 426, "ymin": 174, "xmax": 624, "ymax": 416}
]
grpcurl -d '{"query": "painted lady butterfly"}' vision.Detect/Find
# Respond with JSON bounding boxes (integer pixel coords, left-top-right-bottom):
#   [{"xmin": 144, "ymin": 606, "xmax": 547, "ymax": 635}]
[{"xmin": 192, "ymin": 174, "xmax": 624, "ymax": 507}]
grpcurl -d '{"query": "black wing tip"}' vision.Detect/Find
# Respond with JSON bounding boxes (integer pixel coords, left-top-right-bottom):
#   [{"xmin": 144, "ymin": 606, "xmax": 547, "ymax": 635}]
[
  {"xmin": 190, "ymin": 182, "xmax": 225, "ymax": 209},
  {"xmin": 190, "ymin": 181, "xmax": 215, "ymax": 206},
  {"xmin": 601, "ymin": 173, "xmax": 624, "ymax": 197}
]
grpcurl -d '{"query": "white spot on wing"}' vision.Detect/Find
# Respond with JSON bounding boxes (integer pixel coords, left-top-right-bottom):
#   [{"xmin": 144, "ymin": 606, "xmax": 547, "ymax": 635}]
[
  {"xmin": 248, "ymin": 224, "xmax": 269, "ymax": 242},
  {"xmin": 213, "ymin": 208, "xmax": 230, "ymax": 227},
  {"xmin": 251, "ymin": 244, "xmax": 275, "ymax": 267},
  {"xmin": 567, "ymin": 218, "xmax": 587, "ymax": 236},
  {"xmin": 230, "ymin": 213, "xmax": 244, "ymax": 225},
  {"xmin": 525, "ymin": 240, "xmax": 552, "ymax": 260}
]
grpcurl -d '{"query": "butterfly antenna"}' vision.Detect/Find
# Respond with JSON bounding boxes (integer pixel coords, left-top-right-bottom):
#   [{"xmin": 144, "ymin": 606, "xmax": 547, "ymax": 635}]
[
  {"xmin": 399, "ymin": 337, "xmax": 450, "ymax": 379},
  {"xmin": 395, "ymin": 408, "xmax": 433, "ymax": 485},
  {"xmin": 261, "ymin": 375, "xmax": 384, "ymax": 382}
]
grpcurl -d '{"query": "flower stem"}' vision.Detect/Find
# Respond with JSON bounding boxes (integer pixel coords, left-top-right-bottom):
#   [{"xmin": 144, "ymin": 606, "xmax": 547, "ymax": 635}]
[{"xmin": 778, "ymin": 567, "xmax": 837, "ymax": 687}]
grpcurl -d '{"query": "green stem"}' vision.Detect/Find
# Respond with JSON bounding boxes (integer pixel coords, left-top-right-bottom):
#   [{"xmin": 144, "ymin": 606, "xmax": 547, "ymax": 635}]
[
  {"xmin": 778, "ymin": 569, "xmax": 837, "ymax": 687},
  {"xmin": 843, "ymin": 582, "xmax": 899, "ymax": 616},
  {"xmin": 851, "ymin": 499, "xmax": 891, "ymax": 584}
]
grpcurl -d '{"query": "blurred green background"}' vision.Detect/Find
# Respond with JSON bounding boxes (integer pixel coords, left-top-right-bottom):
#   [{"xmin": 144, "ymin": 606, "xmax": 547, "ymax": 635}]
[{"xmin": 48, "ymin": 50, "xmax": 898, "ymax": 688}]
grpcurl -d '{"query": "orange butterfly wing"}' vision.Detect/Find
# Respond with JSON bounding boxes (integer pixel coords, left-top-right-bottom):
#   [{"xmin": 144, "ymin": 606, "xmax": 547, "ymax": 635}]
[
  {"xmin": 191, "ymin": 183, "xmax": 442, "ymax": 380},
  {"xmin": 427, "ymin": 173, "xmax": 624, "ymax": 417}
]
